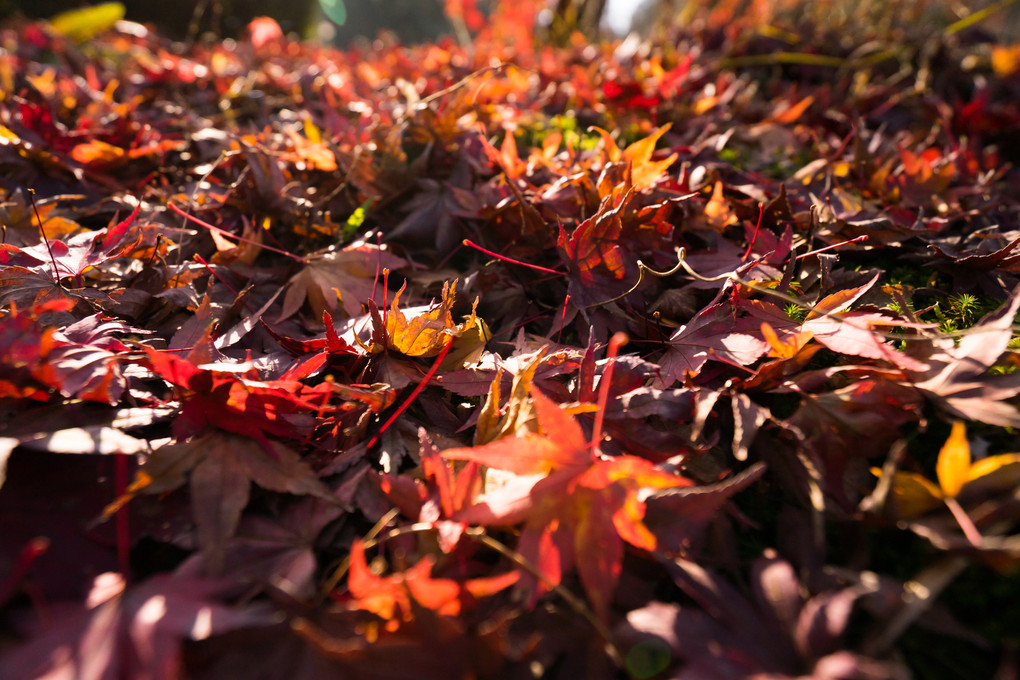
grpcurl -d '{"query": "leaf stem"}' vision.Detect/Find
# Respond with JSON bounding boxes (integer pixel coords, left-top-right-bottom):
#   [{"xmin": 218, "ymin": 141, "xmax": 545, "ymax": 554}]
[
  {"xmin": 168, "ymin": 201, "xmax": 306, "ymax": 263},
  {"xmin": 28, "ymin": 189, "xmax": 63, "ymax": 283},
  {"xmin": 944, "ymin": 496, "xmax": 983, "ymax": 547},
  {"xmin": 943, "ymin": 0, "xmax": 1019, "ymax": 35},
  {"xmin": 793, "ymin": 234, "xmax": 869, "ymax": 261},
  {"xmin": 462, "ymin": 239, "xmax": 565, "ymax": 276},
  {"xmin": 556, "ymin": 294, "xmax": 571, "ymax": 345},
  {"xmin": 465, "ymin": 528, "xmax": 623, "ymax": 667},
  {"xmin": 742, "ymin": 202, "xmax": 765, "ymax": 262},
  {"xmin": 366, "ymin": 336, "xmax": 454, "ymax": 450},
  {"xmin": 590, "ymin": 332, "xmax": 628, "ymax": 455}
]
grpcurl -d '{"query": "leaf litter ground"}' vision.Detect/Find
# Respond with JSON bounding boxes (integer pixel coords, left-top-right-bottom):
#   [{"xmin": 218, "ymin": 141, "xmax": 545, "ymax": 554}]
[{"xmin": 2, "ymin": 2, "xmax": 1020, "ymax": 678}]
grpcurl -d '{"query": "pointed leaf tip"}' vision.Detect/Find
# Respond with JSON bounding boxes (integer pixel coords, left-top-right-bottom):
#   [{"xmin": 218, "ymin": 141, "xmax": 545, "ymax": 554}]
[{"xmin": 937, "ymin": 421, "xmax": 971, "ymax": 498}]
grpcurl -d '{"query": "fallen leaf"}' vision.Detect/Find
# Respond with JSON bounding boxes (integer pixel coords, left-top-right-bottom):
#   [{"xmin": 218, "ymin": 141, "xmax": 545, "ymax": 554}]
[
  {"xmin": 279, "ymin": 239, "xmax": 406, "ymax": 321},
  {"xmin": 444, "ymin": 387, "xmax": 691, "ymax": 620}
]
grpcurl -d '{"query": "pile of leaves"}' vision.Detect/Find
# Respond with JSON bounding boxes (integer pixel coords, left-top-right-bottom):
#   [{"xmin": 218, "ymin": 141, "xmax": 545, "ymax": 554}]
[{"xmin": 2, "ymin": 1, "xmax": 1020, "ymax": 677}]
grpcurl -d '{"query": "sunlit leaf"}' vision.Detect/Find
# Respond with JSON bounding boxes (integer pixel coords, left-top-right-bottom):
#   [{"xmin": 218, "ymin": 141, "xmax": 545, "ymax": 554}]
[
  {"xmin": 874, "ymin": 468, "xmax": 944, "ymax": 519},
  {"xmin": 48, "ymin": 2, "xmax": 125, "ymax": 41},
  {"xmin": 936, "ymin": 421, "xmax": 971, "ymax": 498}
]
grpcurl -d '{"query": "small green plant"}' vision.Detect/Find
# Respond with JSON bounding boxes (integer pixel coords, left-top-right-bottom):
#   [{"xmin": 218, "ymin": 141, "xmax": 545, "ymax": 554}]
[
  {"xmin": 929, "ymin": 293, "xmax": 1000, "ymax": 334},
  {"xmin": 341, "ymin": 197, "xmax": 374, "ymax": 243},
  {"xmin": 784, "ymin": 302, "xmax": 808, "ymax": 323}
]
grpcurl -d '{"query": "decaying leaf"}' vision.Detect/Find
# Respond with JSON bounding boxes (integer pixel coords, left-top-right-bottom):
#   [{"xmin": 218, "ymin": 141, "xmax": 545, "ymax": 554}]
[{"xmin": 279, "ymin": 239, "xmax": 406, "ymax": 321}]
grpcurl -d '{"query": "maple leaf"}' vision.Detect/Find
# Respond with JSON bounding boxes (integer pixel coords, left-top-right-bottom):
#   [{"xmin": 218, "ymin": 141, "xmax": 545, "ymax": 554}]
[
  {"xmin": 0, "ymin": 189, "xmax": 84, "ymax": 246},
  {"xmin": 378, "ymin": 429, "xmax": 482, "ymax": 552},
  {"xmin": 644, "ymin": 462, "xmax": 767, "ymax": 556},
  {"xmin": 109, "ymin": 431, "xmax": 335, "ymax": 571},
  {"xmin": 657, "ymin": 302, "xmax": 769, "ymax": 386},
  {"xmin": 590, "ymin": 123, "xmax": 678, "ymax": 192},
  {"xmin": 175, "ymin": 496, "xmax": 346, "ymax": 599},
  {"xmin": 3, "ymin": 571, "xmax": 273, "ymax": 680},
  {"xmin": 387, "ymin": 178, "xmax": 470, "ymax": 252},
  {"xmin": 618, "ymin": 554, "xmax": 906, "ymax": 680},
  {"xmin": 557, "ymin": 191, "xmax": 677, "ymax": 308},
  {"xmin": 801, "ymin": 273, "xmax": 931, "ymax": 372},
  {"xmin": 341, "ymin": 539, "xmax": 517, "ymax": 630},
  {"xmin": 442, "ymin": 387, "xmax": 691, "ymax": 621},
  {"xmin": 13, "ymin": 205, "xmax": 142, "ymax": 285},
  {"xmin": 143, "ymin": 347, "xmax": 334, "ymax": 442},
  {"xmin": 377, "ymin": 280, "xmax": 489, "ymax": 360},
  {"xmin": 874, "ymin": 422, "xmax": 1020, "ymax": 530},
  {"xmin": 478, "ymin": 127, "xmax": 527, "ymax": 181},
  {"xmin": 282, "ymin": 120, "xmax": 338, "ymax": 172},
  {"xmin": 278, "ymin": 238, "xmax": 406, "ymax": 321},
  {"xmin": 702, "ymin": 180, "xmax": 739, "ymax": 230},
  {"xmin": 910, "ymin": 289, "xmax": 1020, "ymax": 426},
  {"xmin": 0, "ymin": 301, "xmax": 127, "ymax": 404},
  {"xmin": 70, "ymin": 138, "xmax": 187, "ymax": 171},
  {"xmin": 787, "ymin": 374, "xmax": 924, "ymax": 507}
]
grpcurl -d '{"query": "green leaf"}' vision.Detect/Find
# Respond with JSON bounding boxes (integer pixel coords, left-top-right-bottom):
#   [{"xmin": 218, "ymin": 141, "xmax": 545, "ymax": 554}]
[{"xmin": 341, "ymin": 197, "xmax": 373, "ymax": 243}]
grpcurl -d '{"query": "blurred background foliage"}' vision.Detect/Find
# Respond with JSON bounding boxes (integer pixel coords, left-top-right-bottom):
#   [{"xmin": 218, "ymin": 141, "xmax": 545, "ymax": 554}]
[{"xmin": 2, "ymin": 0, "xmax": 1014, "ymax": 45}]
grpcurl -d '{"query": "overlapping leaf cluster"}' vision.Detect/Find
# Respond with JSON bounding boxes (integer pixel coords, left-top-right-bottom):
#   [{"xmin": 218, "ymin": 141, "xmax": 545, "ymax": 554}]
[{"xmin": 2, "ymin": 2, "xmax": 1020, "ymax": 677}]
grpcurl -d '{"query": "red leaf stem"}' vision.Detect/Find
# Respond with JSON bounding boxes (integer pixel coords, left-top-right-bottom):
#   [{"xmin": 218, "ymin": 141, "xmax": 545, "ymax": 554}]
[
  {"xmin": 168, "ymin": 201, "xmax": 306, "ymax": 263},
  {"xmin": 462, "ymin": 239, "xmax": 565, "ymax": 276},
  {"xmin": 367, "ymin": 336, "xmax": 455, "ymax": 450}
]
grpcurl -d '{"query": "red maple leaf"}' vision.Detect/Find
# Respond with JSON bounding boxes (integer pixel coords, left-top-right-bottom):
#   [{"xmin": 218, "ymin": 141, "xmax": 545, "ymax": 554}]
[
  {"xmin": 143, "ymin": 347, "xmax": 334, "ymax": 443},
  {"xmin": 558, "ymin": 190, "xmax": 681, "ymax": 309},
  {"xmin": 0, "ymin": 300, "xmax": 127, "ymax": 404},
  {"xmin": 657, "ymin": 301, "xmax": 769, "ymax": 386},
  {"xmin": 378, "ymin": 428, "xmax": 483, "ymax": 552},
  {"xmin": 14, "ymin": 205, "xmax": 142, "ymax": 285},
  {"xmin": 442, "ymin": 387, "xmax": 692, "ymax": 621}
]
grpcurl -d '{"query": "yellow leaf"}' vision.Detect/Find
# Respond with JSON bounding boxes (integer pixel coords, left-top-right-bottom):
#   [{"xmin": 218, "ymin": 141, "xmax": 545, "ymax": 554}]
[
  {"xmin": 26, "ymin": 69, "xmax": 57, "ymax": 98},
  {"xmin": 962, "ymin": 453, "xmax": 1020, "ymax": 499},
  {"xmin": 71, "ymin": 139, "xmax": 125, "ymax": 166},
  {"xmin": 872, "ymin": 468, "xmax": 943, "ymax": 519},
  {"xmin": 936, "ymin": 421, "xmax": 971, "ymax": 498},
  {"xmin": 0, "ymin": 124, "xmax": 21, "ymax": 143},
  {"xmin": 693, "ymin": 93, "xmax": 718, "ymax": 115},
  {"xmin": 384, "ymin": 281, "xmax": 485, "ymax": 359},
  {"xmin": 590, "ymin": 126, "xmax": 622, "ymax": 163},
  {"xmin": 49, "ymin": 2, "xmax": 125, "ymax": 42},
  {"xmin": 303, "ymin": 118, "xmax": 322, "ymax": 144}
]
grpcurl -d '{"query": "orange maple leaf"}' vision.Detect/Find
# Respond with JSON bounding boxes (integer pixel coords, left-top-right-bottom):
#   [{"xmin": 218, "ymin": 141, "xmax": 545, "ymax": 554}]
[
  {"xmin": 442, "ymin": 388, "xmax": 691, "ymax": 621},
  {"xmin": 343, "ymin": 539, "xmax": 517, "ymax": 631},
  {"xmin": 590, "ymin": 123, "xmax": 678, "ymax": 192}
]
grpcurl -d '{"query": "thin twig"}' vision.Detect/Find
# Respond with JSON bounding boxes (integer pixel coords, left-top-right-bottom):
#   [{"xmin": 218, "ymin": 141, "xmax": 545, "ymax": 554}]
[
  {"xmin": 28, "ymin": 189, "xmax": 64, "ymax": 283},
  {"xmin": 587, "ymin": 246, "xmax": 1020, "ymax": 344},
  {"xmin": 862, "ymin": 555, "xmax": 969, "ymax": 656}
]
